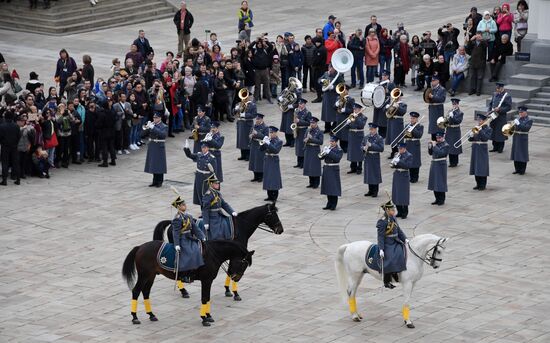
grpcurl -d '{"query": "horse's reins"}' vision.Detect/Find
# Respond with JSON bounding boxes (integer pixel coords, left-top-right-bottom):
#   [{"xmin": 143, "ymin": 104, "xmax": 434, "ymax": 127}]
[
  {"xmin": 236, "ymin": 207, "xmax": 281, "ymax": 234},
  {"xmin": 406, "ymin": 238, "xmax": 445, "ymax": 267},
  {"xmin": 204, "ymin": 243, "xmax": 249, "ymax": 277}
]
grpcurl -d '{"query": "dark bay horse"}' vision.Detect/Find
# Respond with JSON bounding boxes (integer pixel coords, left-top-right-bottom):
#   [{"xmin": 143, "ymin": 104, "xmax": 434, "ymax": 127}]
[
  {"xmin": 153, "ymin": 203, "xmax": 283, "ymax": 300},
  {"xmin": 122, "ymin": 240, "xmax": 254, "ymax": 327}
]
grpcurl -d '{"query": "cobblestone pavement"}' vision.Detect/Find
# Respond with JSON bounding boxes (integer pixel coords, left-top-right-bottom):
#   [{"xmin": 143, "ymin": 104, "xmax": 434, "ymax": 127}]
[{"xmin": 1, "ymin": 1, "xmax": 550, "ymax": 342}]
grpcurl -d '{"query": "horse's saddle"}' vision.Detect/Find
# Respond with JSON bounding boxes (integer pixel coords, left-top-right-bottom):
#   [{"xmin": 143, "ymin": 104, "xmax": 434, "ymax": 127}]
[
  {"xmin": 158, "ymin": 242, "xmax": 177, "ymax": 272},
  {"xmin": 365, "ymin": 244, "xmax": 382, "ymax": 272}
]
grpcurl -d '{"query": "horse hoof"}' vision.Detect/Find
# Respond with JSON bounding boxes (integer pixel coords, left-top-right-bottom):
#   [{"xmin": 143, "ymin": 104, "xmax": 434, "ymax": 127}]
[
  {"xmin": 233, "ymin": 294, "xmax": 242, "ymax": 301},
  {"xmin": 205, "ymin": 315, "xmax": 215, "ymax": 323},
  {"xmin": 132, "ymin": 319, "xmax": 141, "ymax": 325},
  {"xmin": 405, "ymin": 321, "xmax": 415, "ymax": 329},
  {"xmin": 180, "ymin": 289, "xmax": 190, "ymax": 298},
  {"xmin": 352, "ymin": 316, "xmax": 362, "ymax": 322},
  {"xmin": 202, "ymin": 320, "xmax": 211, "ymax": 327},
  {"xmin": 225, "ymin": 291, "xmax": 233, "ymax": 297}
]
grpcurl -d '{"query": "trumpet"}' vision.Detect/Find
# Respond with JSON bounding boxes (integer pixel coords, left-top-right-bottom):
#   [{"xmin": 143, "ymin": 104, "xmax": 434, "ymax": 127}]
[
  {"xmin": 390, "ymin": 115, "xmax": 425, "ymax": 148},
  {"xmin": 389, "ymin": 153, "xmax": 401, "ymax": 167},
  {"xmin": 142, "ymin": 121, "xmax": 153, "ymax": 130},
  {"xmin": 385, "ymin": 88, "xmax": 402, "ymax": 118},
  {"xmin": 201, "ymin": 132, "xmax": 213, "ymax": 142},
  {"xmin": 335, "ymin": 83, "xmax": 347, "ymax": 112},
  {"xmin": 318, "ymin": 146, "xmax": 331, "ymax": 158},
  {"xmin": 259, "ymin": 136, "xmax": 270, "ymax": 146},
  {"xmin": 453, "ymin": 114, "xmax": 496, "ymax": 149}
]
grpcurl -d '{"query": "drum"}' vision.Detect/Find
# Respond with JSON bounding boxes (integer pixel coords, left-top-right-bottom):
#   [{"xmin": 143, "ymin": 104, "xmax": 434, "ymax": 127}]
[{"xmin": 361, "ymin": 83, "xmax": 386, "ymax": 108}]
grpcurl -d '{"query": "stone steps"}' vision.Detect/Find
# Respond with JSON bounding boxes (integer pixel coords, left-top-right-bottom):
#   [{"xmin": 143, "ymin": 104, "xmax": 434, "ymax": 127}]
[
  {"xmin": 520, "ymin": 63, "xmax": 550, "ymax": 75},
  {"xmin": 503, "ymin": 85, "xmax": 541, "ymax": 99},
  {"xmin": 509, "ymin": 73, "xmax": 550, "ymax": 87},
  {"xmin": 535, "ymin": 92, "xmax": 550, "ymax": 98},
  {"xmin": 525, "ymin": 103, "xmax": 550, "ymax": 111},
  {"xmin": 530, "ymin": 97, "xmax": 550, "ymax": 105}
]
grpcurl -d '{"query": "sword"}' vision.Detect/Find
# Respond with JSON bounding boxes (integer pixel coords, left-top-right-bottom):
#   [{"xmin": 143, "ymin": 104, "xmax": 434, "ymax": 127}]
[{"xmin": 173, "ymin": 249, "xmax": 180, "ymax": 292}]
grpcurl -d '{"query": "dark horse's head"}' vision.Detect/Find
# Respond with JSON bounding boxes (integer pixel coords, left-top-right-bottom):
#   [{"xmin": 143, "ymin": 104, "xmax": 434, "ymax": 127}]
[
  {"xmin": 262, "ymin": 203, "xmax": 284, "ymax": 235},
  {"xmin": 227, "ymin": 247, "xmax": 255, "ymax": 282}
]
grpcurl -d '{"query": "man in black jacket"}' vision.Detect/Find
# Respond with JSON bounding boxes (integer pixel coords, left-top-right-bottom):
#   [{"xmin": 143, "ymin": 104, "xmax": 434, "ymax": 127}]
[
  {"xmin": 438, "ymin": 23, "xmax": 460, "ymax": 62},
  {"xmin": 96, "ymin": 101, "xmax": 117, "ymax": 167},
  {"xmin": 85, "ymin": 102, "xmax": 100, "ymax": 162},
  {"xmin": 173, "ymin": 1, "xmax": 194, "ymax": 58},
  {"xmin": 301, "ymin": 35, "xmax": 316, "ymax": 92},
  {"xmin": 489, "ymin": 34, "xmax": 513, "ymax": 82},
  {"xmin": 0, "ymin": 110, "xmax": 21, "ymax": 185},
  {"xmin": 133, "ymin": 30, "xmax": 153, "ymax": 60},
  {"xmin": 192, "ymin": 73, "xmax": 210, "ymax": 115},
  {"xmin": 311, "ymin": 37, "xmax": 327, "ymax": 103},
  {"xmin": 347, "ymin": 29, "xmax": 365, "ymax": 88},
  {"xmin": 250, "ymin": 37, "xmax": 273, "ymax": 103}
]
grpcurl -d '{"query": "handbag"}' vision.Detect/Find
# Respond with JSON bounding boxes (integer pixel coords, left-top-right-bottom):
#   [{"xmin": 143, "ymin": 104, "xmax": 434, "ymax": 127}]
[{"xmin": 44, "ymin": 131, "xmax": 58, "ymax": 149}]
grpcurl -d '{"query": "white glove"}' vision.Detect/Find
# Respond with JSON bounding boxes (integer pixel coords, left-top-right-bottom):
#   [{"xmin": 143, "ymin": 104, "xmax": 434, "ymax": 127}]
[
  {"xmin": 147, "ymin": 122, "xmax": 155, "ymax": 129},
  {"xmin": 232, "ymin": 211, "xmax": 238, "ymax": 217},
  {"xmin": 328, "ymin": 84, "xmax": 334, "ymax": 90},
  {"xmin": 467, "ymin": 131, "xmax": 474, "ymax": 138},
  {"xmin": 335, "ymin": 100, "xmax": 340, "ymax": 107},
  {"xmin": 204, "ymin": 224, "xmax": 209, "ymax": 230},
  {"xmin": 449, "ymin": 112, "xmax": 454, "ymax": 118},
  {"xmin": 175, "ymin": 245, "xmax": 181, "ymax": 252},
  {"xmin": 262, "ymin": 136, "xmax": 270, "ymax": 144},
  {"xmin": 278, "ymin": 96, "xmax": 283, "ymax": 102},
  {"xmin": 366, "ymin": 141, "xmax": 372, "ymax": 147},
  {"xmin": 323, "ymin": 146, "xmax": 331, "ymax": 154},
  {"xmin": 184, "ymin": 139, "xmax": 189, "ymax": 149},
  {"xmin": 405, "ymin": 239, "xmax": 410, "ymax": 244},
  {"xmin": 385, "ymin": 104, "xmax": 390, "ymax": 109},
  {"xmin": 379, "ymin": 250, "xmax": 384, "ymax": 258},
  {"xmin": 346, "ymin": 119, "xmax": 351, "ymax": 124},
  {"xmin": 514, "ymin": 118, "xmax": 520, "ymax": 125},
  {"xmin": 240, "ymin": 113, "xmax": 246, "ymax": 118}
]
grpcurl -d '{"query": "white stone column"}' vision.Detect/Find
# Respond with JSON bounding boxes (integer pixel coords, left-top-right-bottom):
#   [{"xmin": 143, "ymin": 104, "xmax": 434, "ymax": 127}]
[{"xmin": 529, "ymin": 0, "xmax": 550, "ymax": 40}]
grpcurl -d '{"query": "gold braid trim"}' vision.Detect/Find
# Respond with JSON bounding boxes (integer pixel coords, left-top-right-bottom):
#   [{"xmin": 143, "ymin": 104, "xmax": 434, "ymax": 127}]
[
  {"xmin": 385, "ymin": 220, "xmax": 396, "ymax": 236},
  {"xmin": 210, "ymin": 193, "xmax": 220, "ymax": 207},
  {"xmin": 180, "ymin": 217, "xmax": 191, "ymax": 234}
]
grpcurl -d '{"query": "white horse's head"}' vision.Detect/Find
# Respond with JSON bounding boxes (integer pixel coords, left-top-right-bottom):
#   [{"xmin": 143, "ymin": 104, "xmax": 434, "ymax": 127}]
[{"xmin": 410, "ymin": 234, "xmax": 449, "ymax": 269}]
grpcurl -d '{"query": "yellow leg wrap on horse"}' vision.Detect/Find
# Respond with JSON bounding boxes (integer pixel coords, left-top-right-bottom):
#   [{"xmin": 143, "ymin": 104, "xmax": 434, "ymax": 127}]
[
  {"xmin": 200, "ymin": 304, "xmax": 207, "ymax": 317},
  {"xmin": 177, "ymin": 280, "xmax": 184, "ymax": 290},
  {"xmin": 131, "ymin": 299, "xmax": 138, "ymax": 313},
  {"xmin": 232, "ymin": 281, "xmax": 238, "ymax": 292},
  {"xmin": 144, "ymin": 299, "xmax": 152, "ymax": 313},
  {"xmin": 206, "ymin": 301, "xmax": 211, "ymax": 314},
  {"xmin": 348, "ymin": 297, "xmax": 357, "ymax": 313},
  {"xmin": 402, "ymin": 305, "xmax": 410, "ymax": 321},
  {"xmin": 224, "ymin": 275, "xmax": 231, "ymax": 287}
]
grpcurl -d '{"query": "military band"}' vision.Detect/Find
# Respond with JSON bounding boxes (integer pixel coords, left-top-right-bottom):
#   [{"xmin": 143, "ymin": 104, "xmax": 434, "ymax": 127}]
[
  {"xmin": 293, "ymin": 98, "xmax": 312, "ymax": 169},
  {"xmin": 334, "ymin": 84, "xmax": 354, "ymax": 152},
  {"xmin": 303, "ymin": 117, "xmax": 324, "ymax": 189},
  {"xmin": 446, "ymin": 98, "xmax": 464, "ymax": 167},
  {"xmin": 390, "ymin": 142, "xmax": 413, "ymax": 219},
  {"xmin": 488, "ymin": 82, "xmax": 512, "ymax": 153},
  {"xmin": 347, "ymin": 103, "xmax": 368, "ymax": 174},
  {"xmin": 320, "ymin": 136, "xmax": 343, "ymax": 210},
  {"xmin": 469, "ymin": 113, "xmax": 492, "ymax": 191},
  {"xmin": 427, "ymin": 75, "xmax": 446, "ymax": 140},
  {"xmin": 236, "ymin": 93, "xmax": 257, "ymax": 161},
  {"xmin": 143, "ymin": 112, "xmax": 168, "ymax": 188},
  {"xmin": 202, "ymin": 175, "xmax": 237, "ymax": 240},
  {"xmin": 510, "ymin": 106, "xmax": 533, "ymax": 175},
  {"xmin": 404, "ymin": 112, "xmax": 423, "ymax": 183},
  {"xmin": 184, "ymin": 141, "xmax": 218, "ymax": 205},
  {"xmin": 203, "ymin": 122, "xmax": 224, "ymax": 182},
  {"xmin": 260, "ymin": 126, "xmax": 283, "ymax": 201},
  {"xmin": 385, "ymin": 91, "xmax": 407, "ymax": 158},
  {"xmin": 192, "ymin": 106, "xmax": 211, "ymax": 153},
  {"xmin": 362, "ymin": 123, "xmax": 384, "ymax": 197},
  {"xmin": 373, "ymin": 71, "xmax": 394, "ymax": 138},
  {"xmin": 428, "ymin": 132, "xmax": 450, "ymax": 205},
  {"xmin": 249, "ymin": 113, "xmax": 269, "ymax": 182},
  {"xmin": 320, "ymin": 64, "xmax": 344, "ymax": 133}
]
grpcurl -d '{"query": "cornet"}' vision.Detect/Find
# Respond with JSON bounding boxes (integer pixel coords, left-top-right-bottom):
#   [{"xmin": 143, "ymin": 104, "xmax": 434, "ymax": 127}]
[
  {"xmin": 201, "ymin": 132, "xmax": 213, "ymax": 142},
  {"xmin": 318, "ymin": 146, "xmax": 331, "ymax": 158},
  {"xmin": 259, "ymin": 136, "xmax": 270, "ymax": 146},
  {"xmin": 390, "ymin": 153, "xmax": 401, "ymax": 167},
  {"xmin": 142, "ymin": 121, "xmax": 153, "ymax": 130}
]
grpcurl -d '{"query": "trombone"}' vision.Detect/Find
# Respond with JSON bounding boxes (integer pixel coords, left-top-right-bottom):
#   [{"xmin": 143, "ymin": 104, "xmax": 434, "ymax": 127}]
[
  {"xmin": 453, "ymin": 114, "xmax": 496, "ymax": 149},
  {"xmin": 330, "ymin": 108, "xmax": 364, "ymax": 135},
  {"xmin": 390, "ymin": 115, "xmax": 425, "ymax": 148}
]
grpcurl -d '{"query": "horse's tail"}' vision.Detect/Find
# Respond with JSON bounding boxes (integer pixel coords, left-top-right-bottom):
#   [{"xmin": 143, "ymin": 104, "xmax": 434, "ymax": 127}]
[
  {"xmin": 122, "ymin": 246, "xmax": 139, "ymax": 289},
  {"xmin": 153, "ymin": 220, "xmax": 172, "ymax": 242},
  {"xmin": 335, "ymin": 243, "xmax": 350, "ymax": 305}
]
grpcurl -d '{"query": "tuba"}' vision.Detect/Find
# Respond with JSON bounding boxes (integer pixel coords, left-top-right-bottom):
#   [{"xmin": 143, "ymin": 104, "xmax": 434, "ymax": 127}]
[
  {"xmin": 423, "ymin": 88, "xmax": 432, "ymax": 103},
  {"xmin": 322, "ymin": 48, "xmax": 354, "ymax": 92},
  {"xmin": 385, "ymin": 88, "xmax": 402, "ymax": 118},
  {"xmin": 278, "ymin": 77, "xmax": 302, "ymax": 112}
]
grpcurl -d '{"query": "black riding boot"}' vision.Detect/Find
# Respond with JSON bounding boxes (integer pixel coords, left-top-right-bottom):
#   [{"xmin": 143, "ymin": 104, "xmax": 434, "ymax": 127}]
[{"xmin": 383, "ymin": 273, "xmax": 395, "ymax": 289}]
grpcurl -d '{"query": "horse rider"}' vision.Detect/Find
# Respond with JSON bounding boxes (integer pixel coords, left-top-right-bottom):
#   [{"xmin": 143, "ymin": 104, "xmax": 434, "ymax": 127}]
[
  {"xmin": 184, "ymin": 141, "xmax": 218, "ymax": 206},
  {"xmin": 172, "ymin": 195, "xmax": 206, "ymax": 284},
  {"xmin": 303, "ymin": 116, "xmax": 324, "ymax": 189},
  {"xmin": 192, "ymin": 105, "xmax": 211, "ymax": 153},
  {"xmin": 362, "ymin": 122, "xmax": 384, "ymax": 197},
  {"xmin": 320, "ymin": 135, "xmax": 343, "ymax": 210},
  {"xmin": 236, "ymin": 90, "xmax": 257, "ymax": 161},
  {"xmin": 293, "ymin": 98, "xmax": 312, "ymax": 169},
  {"xmin": 320, "ymin": 64, "xmax": 344, "ymax": 133},
  {"xmin": 203, "ymin": 121, "xmax": 225, "ymax": 182},
  {"xmin": 446, "ymin": 98, "xmax": 464, "ymax": 167},
  {"xmin": 427, "ymin": 75, "xmax": 446, "ymax": 140},
  {"xmin": 143, "ymin": 111, "xmax": 168, "ymax": 188},
  {"xmin": 377, "ymin": 199, "xmax": 408, "ymax": 289},
  {"xmin": 372, "ymin": 70, "xmax": 395, "ymax": 138},
  {"xmin": 202, "ymin": 175, "xmax": 238, "ymax": 240},
  {"xmin": 334, "ymin": 84, "xmax": 354, "ymax": 153},
  {"xmin": 260, "ymin": 126, "xmax": 283, "ymax": 202},
  {"xmin": 249, "ymin": 113, "xmax": 269, "ymax": 182},
  {"xmin": 510, "ymin": 106, "xmax": 533, "ymax": 175},
  {"xmin": 469, "ymin": 113, "xmax": 492, "ymax": 191},
  {"xmin": 404, "ymin": 111, "xmax": 424, "ymax": 183},
  {"xmin": 347, "ymin": 102, "xmax": 368, "ymax": 174},
  {"xmin": 488, "ymin": 82, "xmax": 512, "ymax": 153},
  {"xmin": 385, "ymin": 87, "xmax": 407, "ymax": 159},
  {"xmin": 390, "ymin": 142, "xmax": 413, "ymax": 219},
  {"xmin": 428, "ymin": 131, "xmax": 450, "ymax": 205}
]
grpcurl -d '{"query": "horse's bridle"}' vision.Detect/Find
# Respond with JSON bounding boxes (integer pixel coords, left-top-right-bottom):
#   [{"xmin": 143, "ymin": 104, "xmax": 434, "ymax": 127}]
[
  {"xmin": 407, "ymin": 238, "xmax": 445, "ymax": 268},
  {"xmin": 242, "ymin": 205, "xmax": 282, "ymax": 234}
]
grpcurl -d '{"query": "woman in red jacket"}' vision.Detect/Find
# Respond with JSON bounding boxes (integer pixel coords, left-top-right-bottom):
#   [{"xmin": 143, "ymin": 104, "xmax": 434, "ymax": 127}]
[
  {"xmin": 497, "ymin": 3, "xmax": 514, "ymax": 39},
  {"xmin": 324, "ymin": 31, "xmax": 342, "ymax": 67},
  {"xmin": 364, "ymin": 28, "xmax": 380, "ymax": 83}
]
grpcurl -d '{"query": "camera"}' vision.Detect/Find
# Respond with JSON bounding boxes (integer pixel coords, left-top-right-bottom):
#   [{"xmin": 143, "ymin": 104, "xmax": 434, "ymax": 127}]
[
  {"xmin": 463, "ymin": 23, "xmax": 468, "ymax": 30},
  {"xmin": 236, "ymin": 39, "xmax": 242, "ymax": 43},
  {"xmin": 263, "ymin": 32, "xmax": 268, "ymax": 36},
  {"xmin": 205, "ymin": 29, "xmax": 211, "ymax": 34}
]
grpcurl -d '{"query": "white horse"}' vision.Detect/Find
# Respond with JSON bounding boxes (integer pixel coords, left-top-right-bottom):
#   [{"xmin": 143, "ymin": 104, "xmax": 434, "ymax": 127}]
[{"xmin": 335, "ymin": 234, "xmax": 448, "ymax": 328}]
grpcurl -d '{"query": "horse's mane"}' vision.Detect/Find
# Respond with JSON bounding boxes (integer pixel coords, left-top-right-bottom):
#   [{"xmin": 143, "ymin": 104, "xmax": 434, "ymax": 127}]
[
  {"xmin": 206, "ymin": 239, "xmax": 248, "ymax": 255},
  {"xmin": 237, "ymin": 203, "xmax": 270, "ymax": 216}
]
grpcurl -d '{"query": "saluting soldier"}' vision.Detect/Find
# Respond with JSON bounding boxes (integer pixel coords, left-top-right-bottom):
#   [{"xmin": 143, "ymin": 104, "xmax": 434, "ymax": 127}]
[
  {"xmin": 347, "ymin": 102, "xmax": 368, "ymax": 174},
  {"xmin": 334, "ymin": 84, "xmax": 354, "ymax": 152},
  {"xmin": 469, "ymin": 113, "xmax": 493, "ymax": 191},
  {"xmin": 510, "ymin": 106, "xmax": 533, "ymax": 175},
  {"xmin": 488, "ymin": 82, "xmax": 512, "ymax": 153},
  {"xmin": 320, "ymin": 135, "xmax": 343, "ymax": 210},
  {"xmin": 202, "ymin": 122, "xmax": 224, "ymax": 182},
  {"xmin": 236, "ymin": 92, "xmax": 257, "ymax": 161},
  {"xmin": 373, "ymin": 70, "xmax": 395, "ymax": 138},
  {"xmin": 428, "ymin": 132, "xmax": 450, "ymax": 205},
  {"xmin": 403, "ymin": 112, "xmax": 424, "ymax": 183},
  {"xmin": 446, "ymin": 98, "xmax": 464, "ymax": 167},
  {"xmin": 390, "ymin": 142, "xmax": 413, "ymax": 219},
  {"xmin": 293, "ymin": 98, "xmax": 312, "ymax": 169},
  {"xmin": 143, "ymin": 112, "xmax": 168, "ymax": 188},
  {"xmin": 427, "ymin": 75, "xmax": 446, "ymax": 140},
  {"xmin": 377, "ymin": 199, "xmax": 408, "ymax": 289},
  {"xmin": 303, "ymin": 117, "xmax": 324, "ymax": 189},
  {"xmin": 202, "ymin": 175, "xmax": 238, "ymax": 240},
  {"xmin": 260, "ymin": 126, "xmax": 283, "ymax": 201},
  {"xmin": 192, "ymin": 106, "xmax": 211, "ymax": 153},
  {"xmin": 184, "ymin": 140, "xmax": 218, "ymax": 205},
  {"xmin": 385, "ymin": 90, "xmax": 407, "ymax": 159},
  {"xmin": 320, "ymin": 64, "xmax": 344, "ymax": 133},
  {"xmin": 362, "ymin": 123, "xmax": 384, "ymax": 197},
  {"xmin": 279, "ymin": 91, "xmax": 300, "ymax": 147},
  {"xmin": 249, "ymin": 113, "xmax": 269, "ymax": 182}
]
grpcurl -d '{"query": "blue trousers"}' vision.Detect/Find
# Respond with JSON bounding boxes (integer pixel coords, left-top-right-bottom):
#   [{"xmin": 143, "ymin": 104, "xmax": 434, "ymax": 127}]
[
  {"xmin": 366, "ymin": 66, "xmax": 376, "ymax": 83},
  {"xmin": 451, "ymin": 72, "xmax": 465, "ymax": 91},
  {"xmin": 351, "ymin": 60, "xmax": 364, "ymax": 86}
]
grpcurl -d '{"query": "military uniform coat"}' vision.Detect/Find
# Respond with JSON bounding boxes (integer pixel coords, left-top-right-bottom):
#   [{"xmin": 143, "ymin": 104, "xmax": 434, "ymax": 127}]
[
  {"xmin": 320, "ymin": 146, "xmax": 343, "ymax": 196},
  {"xmin": 334, "ymin": 96, "xmax": 354, "ymax": 141},
  {"xmin": 260, "ymin": 137, "xmax": 283, "ymax": 190},
  {"xmin": 391, "ymin": 151, "xmax": 413, "ymax": 206},
  {"xmin": 184, "ymin": 149, "xmax": 218, "ymax": 205},
  {"xmin": 347, "ymin": 114, "xmax": 368, "ymax": 162},
  {"xmin": 206, "ymin": 133, "xmax": 224, "ymax": 182},
  {"xmin": 469, "ymin": 126, "xmax": 492, "ymax": 177},
  {"xmin": 320, "ymin": 72, "xmax": 344, "ymax": 123},
  {"xmin": 303, "ymin": 127, "xmax": 323, "ymax": 177},
  {"xmin": 428, "ymin": 141, "xmax": 450, "ymax": 192},
  {"xmin": 446, "ymin": 109, "xmax": 463, "ymax": 155},
  {"xmin": 236, "ymin": 101, "xmax": 257, "ymax": 150},
  {"xmin": 193, "ymin": 115, "xmax": 211, "ymax": 153},
  {"xmin": 172, "ymin": 212, "xmax": 206, "ymax": 272},
  {"xmin": 249, "ymin": 123, "xmax": 269, "ymax": 172},
  {"xmin": 295, "ymin": 108, "xmax": 312, "ymax": 157},
  {"xmin": 372, "ymin": 82, "xmax": 394, "ymax": 128},
  {"xmin": 362, "ymin": 133, "xmax": 384, "ymax": 184},
  {"xmin": 488, "ymin": 91, "xmax": 512, "ymax": 143},
  {"xmin": 428, "ymin": 84, "xmax": 446, "ymax": 134},
  {"xmin": 144, "ymin": 122, "xmax": 168, "ymax": 174},
  {"xmin": 404, "ymin": 124, "xmax": 424, "ymax": 168},
  {"xmin": 385, "ymin": 102, "xmax": 407, "ymax": 145},
  {"xmin": 280, "ymin": 105, "xmax": 296, "ymax": 135},
  {"xmin": 377, "ymin": 216, "xmax": 407, "ymax": 273},
  {"xmin": 510, "ymin": 116, "xmax": 532, "ymax": 162},
  {"xmin": 202, "ymin": 190, "xmax": 235, "ymax": 240}
]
